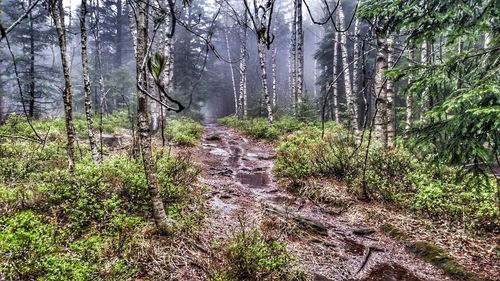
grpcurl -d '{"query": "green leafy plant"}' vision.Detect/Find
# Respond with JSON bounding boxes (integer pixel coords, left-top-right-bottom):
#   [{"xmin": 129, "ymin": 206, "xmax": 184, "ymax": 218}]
[{"xmin": 210, "ymin": 228, "xmax": 306, "ymax": 281}]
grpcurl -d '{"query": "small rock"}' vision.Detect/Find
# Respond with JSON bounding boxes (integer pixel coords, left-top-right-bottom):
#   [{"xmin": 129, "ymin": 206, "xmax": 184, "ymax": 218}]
[
  {"xmin": 323, "ymin": 242, "xmax": 337, "ymax": 248},
  {"xmin": 209, "ymin": 148, "xmax": 230, "ymax": 157},
  {"xmin": 202, "ymin": 143, "xmax": 217, "ymax": 147},
  {"xmin": 258, "ymin": 154, "xmax": 275, "ymax": 160}
]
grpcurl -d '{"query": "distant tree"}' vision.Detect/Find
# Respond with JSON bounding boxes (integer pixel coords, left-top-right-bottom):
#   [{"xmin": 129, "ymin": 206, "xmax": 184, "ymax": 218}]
[{"xmin": 0, "ymin": 0, "xmax": 58, "ymax": 118}]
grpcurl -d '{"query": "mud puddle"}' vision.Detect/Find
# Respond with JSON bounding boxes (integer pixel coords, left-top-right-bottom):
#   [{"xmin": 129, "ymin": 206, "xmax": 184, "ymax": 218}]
[
  {"xmin": 196, "ymin": 124, "xmax": 453, "ymax": 281},
  {"xmin": 237, "ymin": 172, "xmax": 270, "ymax": 188}
]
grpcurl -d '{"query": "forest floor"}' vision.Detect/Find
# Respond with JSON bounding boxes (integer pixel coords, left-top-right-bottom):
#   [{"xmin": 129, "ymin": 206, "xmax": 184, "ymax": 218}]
[{"xmin": 181, "ymin": 123, "xmax": 499, "ymax": 281}]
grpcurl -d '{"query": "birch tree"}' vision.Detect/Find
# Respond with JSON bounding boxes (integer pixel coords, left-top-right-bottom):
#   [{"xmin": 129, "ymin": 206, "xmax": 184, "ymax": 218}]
[
  {"xmin": 238, "ymin": 9, "xmax": 248, "ymax": 118},
  {"xmin": 374, "ymin": 37, "xmax": 388, "ymax": 147},
  {"xmin": 225, "ymin": 29, "xmax": 238, "ymax": 115},
  {"xmin": 352, "ymin": 12, "xmax": 362, "ymax": 130},
  {"xmin": 28, "ymin": 0, "xmax": 36, "ymax": 118},
  {"xmin": 48, "ymin": 0, "xmax": 76, "ymax": 178},
  {"xmin": 271, "ymin": 42, "xmax": 277, "ymax": 107},
  {"xmin": 289, "ymin": 0, "xmax": 297, "ymax": 112},
  {"xmin": 79, "ymin": 0, "xmax": 100, "ymax": 164},
  {"xmin": 404, "ymin": 45, "xmax": 415, "ymax": 140},
  {"xmin": 295, "ymin": 0, "xmax": 303, "ymax": 107},
  {"xmin": 420, "ymin": 40, "xmax": 430, "ymax": 120},
  {"xmin": 337, "ymin": 2, "xmax": 357, "ymax": 131},
  {"xmin": 131, "ymin": 0, "xmax": 172, "ymax": 234},
  {"xmin": 243, "ymin": 0, "xmax": 274, "ymax": 125},
  {"xmin": 332, "ymin": 25, "xmax": 339, "ymax": 123},
  {"xmin": 386, "ymin": 35, "xmax": 396, "ymax": 147}
]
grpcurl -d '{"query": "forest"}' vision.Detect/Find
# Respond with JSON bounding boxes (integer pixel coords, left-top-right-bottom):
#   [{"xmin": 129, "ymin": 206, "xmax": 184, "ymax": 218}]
[{"xmin": 0, "ymin": 0, "xmax": 498, "ymax": 280}]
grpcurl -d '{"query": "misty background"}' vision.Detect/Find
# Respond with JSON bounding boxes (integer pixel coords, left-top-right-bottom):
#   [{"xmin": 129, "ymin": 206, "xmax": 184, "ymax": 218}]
[{"xmin": 0, "ymin": 0, "xmax": 358, "ymax": 122}]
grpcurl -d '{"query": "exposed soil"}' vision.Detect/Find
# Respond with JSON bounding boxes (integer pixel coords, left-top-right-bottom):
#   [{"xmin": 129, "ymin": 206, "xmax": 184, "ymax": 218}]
[{"xmin": 187, "ymin": 124, "xmax": 496, "ymax": 281}]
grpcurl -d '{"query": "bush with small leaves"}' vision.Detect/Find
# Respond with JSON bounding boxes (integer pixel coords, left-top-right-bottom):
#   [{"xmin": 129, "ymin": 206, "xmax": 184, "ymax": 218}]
[{"xmin": 210, "ymin": 228, "xmax": 307, "ymax": 281}]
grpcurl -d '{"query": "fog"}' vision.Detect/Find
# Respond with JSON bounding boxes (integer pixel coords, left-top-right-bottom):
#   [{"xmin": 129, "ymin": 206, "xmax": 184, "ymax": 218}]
[{"xmin": 0, "ymin": 0, "xmax": 358, "ymax": 121}]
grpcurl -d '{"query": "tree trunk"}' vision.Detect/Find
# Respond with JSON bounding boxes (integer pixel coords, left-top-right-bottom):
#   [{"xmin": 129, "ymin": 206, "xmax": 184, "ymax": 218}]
[
  {"xmin": 272, "ymin": 42, "xmax": 277, "ymax": 108},
  {"xmin": 238, "ymin": 12, "xmax": 247, "ymax": 119},
  {"xmin": 404, "ymin": 46, "xmax": 415, "ymax": 140},
  {"xmin": 0, "ymin": 76, "xmax": 3, "ymax": 123},
  {"xmin": 290, "ymin": 0, "xmax": 297, "ymax": 113},
  {"xmin": 338, "ymin": 3, "xmax": 357, "ymax": 131},
  {"xmin": 115, "ymin": 0, "xmax": 123, "ymax": 67},
  {"xmin": 225, "ymin": 30, "xmax": 238, "ymax": 115},
  {"xmin": 296, "ymin": 0, "xmax": 304, "ymax": 107},
  {"xmin": 386, "ymin": 35, "xmax": 396, "ymax": 148},
  {"xmin": 133, "ymin": 0, "xmax": 172, "ymax": 234},
  {"xmin": 332, "ymin": 28, "xmax": 339, "ymax": 123},
  {"xmin": 374, "ymin": 37, "xmax": 388, "ymax": 147},
  {"xmin": 28, "ymin": 0, "xmax": 36, "ymax": 118},
  {"xmin": 257, "ymin": 42, "xmax": 273, "ymax": 124},
  {"xmin": 93, "ymin": 0, "xmax": 105, "ymax": 153},
  {"xmin": 80, "ymin": 0, "xmax": 101, "ymax": 164},
  {"xmin": 160, "ymin": 15, "xmax": 173, "ymax": 145},
  {"xmin": 352, "ymin": 16, "xmax": 362, "ymax": 131},
  {"xmin": 49, "ymin": 0, "xmax": 76, "ymax": 178},
  {"xmin": 420, "ymin": 40, "xmax": 430, "ymax": 120}
]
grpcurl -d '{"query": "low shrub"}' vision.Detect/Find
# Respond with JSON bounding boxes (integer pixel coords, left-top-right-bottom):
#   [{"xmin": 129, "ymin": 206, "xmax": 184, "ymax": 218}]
[
  {"xmin": 218, "ymin": 116, "xmax": 309, "ymax": 140},
  {"xmin": 0, "ymin": 115, "xmax": 206, "ymax": 279},
  {"xmin": 0, "ymin": 211, "xmax": 99, "ymax": 280},
  {"xmin": 275, "ymin": 126, "xmax": 499, "ymax": 229},
  {"xmin": 165, "ymin": 117, "xmax": 203, "ymax": 146},
  {"xmin": 0, "ymin": 111, "xmax": 131, "ymax": 142},
  {"xmin": 210, "ymin": 228, "xmax": 306, "ymax": 281}
]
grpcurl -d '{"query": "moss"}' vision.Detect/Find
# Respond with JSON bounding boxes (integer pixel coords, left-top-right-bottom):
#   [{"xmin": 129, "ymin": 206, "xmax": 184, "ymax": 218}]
[
  {"xmin": 379, "ymin": 223, "xmax": 407, "ymax": 240},
  {"xmin": 408, "ymin": 241, "xmax": 483, "ymax": 281}
]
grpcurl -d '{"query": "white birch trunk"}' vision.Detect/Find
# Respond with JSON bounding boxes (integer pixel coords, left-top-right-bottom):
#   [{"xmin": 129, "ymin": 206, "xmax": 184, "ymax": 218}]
[
  {"xmin": 272, "ymin": 43, "xmax": 277, "ymax": 107},
  {"xmin": 386, "ymin": 35, "xmax": 396, "ymax": 148},
  {"xmin": 50, "ymin": 0, "xmax": 76, "ymax": 178},
  {"xmin": 337, "ymin": 3, "xmax": 357, "ymax": 130},
  {"xmin": 132, "ymin": 0, "xmax": 172, "ymax": 234},
  {"xmin": 352, "ymin": 17, "xmax": 362, "ymax": 132},
  {"xmin": 420, "ymin": 40, "xmax": 430, "ymax": 120},
  {"xmin": 225, "ymin": 30, "xmax": 238, "ymax": 115},
  {"xmin": 405, "ymin": 46, "xmax": 415, "ymax": 140},
  {"xmin": 296, "ymin": 0, "xmax": 304, "ymax": 105},
  {"xmin": 332, "ymin": 26, "xmax": 339, "ymax": 123},
  {"xmin": 374, "ymin": 37, "xmax": 388, "ymax": 147},
  {"xmin": 79, "ymin": 0, "xmax": 100, "ymax": 164},
  {"xmin": 238, "ymin": 11, "xmax": 248, "ymax": 118},
  {"xmin": 258, "ymin": 42, "xmax": 273, "ymax": 124},
  {"xmin": 290, "ymin": 0, "xmax": 297, "ymax": 113}
]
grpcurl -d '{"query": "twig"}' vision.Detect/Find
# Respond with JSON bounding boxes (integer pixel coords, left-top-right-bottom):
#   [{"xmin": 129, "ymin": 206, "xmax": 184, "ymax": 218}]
[
  {"xmin": 355, "ymin": 246, "xmax": 384, "ymax": 275},
  {"xmin": 0, "ymin": 134, "xmax": 43, "ymax": 143}
]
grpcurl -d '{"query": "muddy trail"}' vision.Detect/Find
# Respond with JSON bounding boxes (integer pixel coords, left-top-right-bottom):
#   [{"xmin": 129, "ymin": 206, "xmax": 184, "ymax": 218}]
[{"xmin": 194, "ymin": 124, "xmax": 455, "ymax": 281}]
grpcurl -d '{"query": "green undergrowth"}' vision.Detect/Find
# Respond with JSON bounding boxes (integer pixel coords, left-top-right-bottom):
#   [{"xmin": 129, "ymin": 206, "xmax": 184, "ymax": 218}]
[
  {"xmin": 209, "ymin": 228, "xmax": 307, "ymax": 281},
  {"xmin": 274, "ymin": 125, "xmax": 498, "ymax": 231},
  {"xmin": 0, "ymin": 132, "xmax": 205, "ymax": 280},
  {"xmin": 218, "ymin": 116, "xmax": 312, "ymax": 140},
  {"xmin": 164, "ymin": 117, "xmax": 203, "ymax": 146},
  {"xmin": 0, "ymin": 111, "xmax": 131, "ymax": 142}
]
